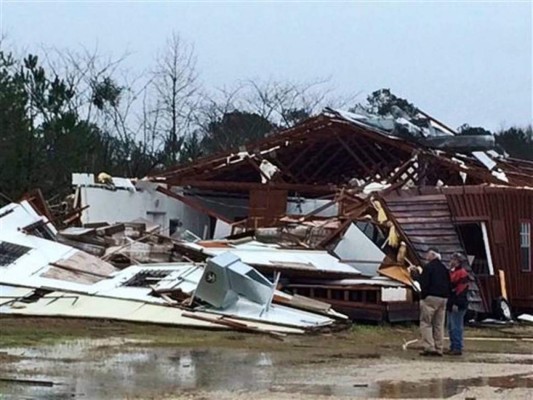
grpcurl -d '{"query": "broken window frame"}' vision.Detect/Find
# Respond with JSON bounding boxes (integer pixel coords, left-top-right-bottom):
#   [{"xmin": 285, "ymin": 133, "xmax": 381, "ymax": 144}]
[{"xmin": 520, "ymin": 221, "xmax": 531, "ymax": 272}]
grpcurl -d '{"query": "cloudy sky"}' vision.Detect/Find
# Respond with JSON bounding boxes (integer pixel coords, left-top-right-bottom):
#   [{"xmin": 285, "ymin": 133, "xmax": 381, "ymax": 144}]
[{"xmin": 1, "ymin": 1, "xmax": 531, "ymax": 131}]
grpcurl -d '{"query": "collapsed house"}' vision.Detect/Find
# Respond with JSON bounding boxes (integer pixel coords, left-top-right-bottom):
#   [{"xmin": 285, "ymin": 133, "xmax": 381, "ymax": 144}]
[
  {"xmin": 0, "ymin": 201, "xmax": 347, "ymax": 334},
  {"xmin": 54, "ymin": 107, "xmax": 533, "ymax": 322},
  {"xmin": 144, "ymin": 108, "xmax": 533, "ymax": 319}
]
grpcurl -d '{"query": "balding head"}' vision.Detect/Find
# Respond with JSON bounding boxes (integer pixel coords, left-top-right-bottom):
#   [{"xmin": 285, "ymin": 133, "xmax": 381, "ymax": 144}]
[{"xmin": 425, "ymin": 248, "xmax": 441, "ymax": 262}]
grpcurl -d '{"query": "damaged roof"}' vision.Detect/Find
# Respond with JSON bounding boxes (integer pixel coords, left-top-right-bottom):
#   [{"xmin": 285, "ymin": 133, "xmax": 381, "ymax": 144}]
[{"xmin": 153, "ymin": 109, "xmax": 533, "ymax": 193}]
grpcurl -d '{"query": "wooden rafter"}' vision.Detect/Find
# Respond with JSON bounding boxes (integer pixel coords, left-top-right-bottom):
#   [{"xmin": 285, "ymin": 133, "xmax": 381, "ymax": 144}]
[
  {"xmin": 293, "ymin": 141, "xmax": 338, "ymax": 182},
  {"xmin": 335, "ymin": 134, "xmax": 374, "ymax": 177},
  {"xmin": 178, "ymin": 179, "xmax": 337, "ymax": 194},
  {"xmin": 156, "ymin": 186, "xmax": 233, "ymax": 224},
  {"xmin": 307, "ymin": 144, "xmax": 350, "ymax": 182}
]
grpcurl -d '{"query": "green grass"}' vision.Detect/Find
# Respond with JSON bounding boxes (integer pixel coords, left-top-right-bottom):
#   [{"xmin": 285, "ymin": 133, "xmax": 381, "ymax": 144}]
[{"xmin": 1, "ymin": 316, "xmax": 531, "ymax": 356}]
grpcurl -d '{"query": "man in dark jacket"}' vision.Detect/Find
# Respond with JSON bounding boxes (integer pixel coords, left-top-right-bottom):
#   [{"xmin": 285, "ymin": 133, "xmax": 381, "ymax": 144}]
[
  {"xmin": 446, "ymin": 253, "xmax": 469, "ymax": 356},
  {"xmin": 409, "ymin": 248, "xmax": 451, "ymax": 356}
]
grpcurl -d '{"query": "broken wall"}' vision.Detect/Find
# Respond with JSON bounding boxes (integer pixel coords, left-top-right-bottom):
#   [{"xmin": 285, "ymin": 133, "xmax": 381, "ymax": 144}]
[{"xmin": 78, "ymin": 186, "xmax": 211, "ymax": 238}]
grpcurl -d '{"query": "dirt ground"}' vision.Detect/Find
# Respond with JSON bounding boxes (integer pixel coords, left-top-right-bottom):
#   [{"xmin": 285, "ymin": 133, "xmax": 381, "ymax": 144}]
[{"xmin": 0, "ymin": 317, "xmax": 532, "ymax": 399}]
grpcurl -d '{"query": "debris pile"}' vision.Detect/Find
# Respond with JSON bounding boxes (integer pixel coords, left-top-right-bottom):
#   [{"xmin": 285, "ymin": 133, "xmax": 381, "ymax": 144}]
[
  {"xmin": 57, "ymin": 221, "xmax": 178, "ymax": 267},
  {"xmin": 145, "ymin": 107, "xmax": 533, "ymax": 319},
  {"xmin": 3, "ymin": 106, "xmax": 533, "ymax": 328},
  {"xmin": 0, "ymin": 201, "xmax": 347, "ymax": 335}
]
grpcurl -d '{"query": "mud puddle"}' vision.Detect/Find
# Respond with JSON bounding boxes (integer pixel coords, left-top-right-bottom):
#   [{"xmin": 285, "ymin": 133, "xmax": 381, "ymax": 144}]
[
  {"xmin": 376, "ymin": 374, "xmax": 533, "ymax": 398},
  {"xmin": 0, "ymin": 338, "xmax": 531, "ymax": 399}
]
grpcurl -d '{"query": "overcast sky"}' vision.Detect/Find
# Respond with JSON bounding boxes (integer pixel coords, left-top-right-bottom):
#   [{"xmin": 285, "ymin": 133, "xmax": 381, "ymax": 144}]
[{"xmin": 1, "ymin": 1, "xmax": 532, "ymax": 131}]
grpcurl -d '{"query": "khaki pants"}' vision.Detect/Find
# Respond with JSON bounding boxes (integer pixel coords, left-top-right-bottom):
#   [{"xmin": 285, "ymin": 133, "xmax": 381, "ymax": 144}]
[{"xmin": 420, "ymin": 296, "xmax": 447, "ymax": 353}]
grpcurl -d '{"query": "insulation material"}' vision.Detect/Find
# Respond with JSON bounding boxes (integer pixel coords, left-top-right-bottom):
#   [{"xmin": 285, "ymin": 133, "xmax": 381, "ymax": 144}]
[
  {"xmin": 372, "ymin": 200, "xmax": 388, "ymax": 224},
  {"xmin": 387, "ymin": 225, "xmax": 400, "ymax": 248}
]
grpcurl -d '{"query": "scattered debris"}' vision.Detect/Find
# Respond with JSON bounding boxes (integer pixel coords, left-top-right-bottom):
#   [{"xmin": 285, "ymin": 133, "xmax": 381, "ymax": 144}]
[
  {"xmin": 517, "ymin": 314, "xmax": 533, "ymax": 324},
  {"xmin": 5, "ymin": 107, "xmax": 533, "ymax": 325},
  {"xmin": 0, "ymin": 201, "xmax": 347, "ymax": 334}
]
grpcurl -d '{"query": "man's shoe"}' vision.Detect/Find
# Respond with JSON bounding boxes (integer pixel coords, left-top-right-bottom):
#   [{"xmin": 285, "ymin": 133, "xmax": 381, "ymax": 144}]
[
  {"xmin": 419, "ymin": 350, "xmax": 442, "ymax": 357},
  {"xmin": 449, "ymin": 350, "xmax": 462, "ymax": 356}
]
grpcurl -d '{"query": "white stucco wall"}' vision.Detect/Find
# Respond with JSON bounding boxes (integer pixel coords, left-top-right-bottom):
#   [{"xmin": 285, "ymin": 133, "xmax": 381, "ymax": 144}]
[{"xmin": 79, "ymin": 186, "xmax": 211, "ymax": 237}]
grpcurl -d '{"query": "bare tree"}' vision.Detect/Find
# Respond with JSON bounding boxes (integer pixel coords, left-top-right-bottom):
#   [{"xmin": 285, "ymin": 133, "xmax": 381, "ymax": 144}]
[
  {"xmin": 243, "ymin": 78, "xmax": 358, "ymax": 129},
  {"xmin": 41, "ymin": 45, "xmax": 130, "ymax": 123},
  {"xmin": 38, "ymin": 45, "xmax": 165, "ymax": 176},
  {"xmin": 151, "ymin": 32, "xmax": 200, "ymax": 162}
]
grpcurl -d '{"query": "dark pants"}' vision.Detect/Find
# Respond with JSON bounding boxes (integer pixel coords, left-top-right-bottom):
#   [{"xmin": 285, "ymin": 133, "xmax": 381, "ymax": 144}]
[{"xmin": 447, "ymin": 309, "xmax": 466, "ymax": 351}]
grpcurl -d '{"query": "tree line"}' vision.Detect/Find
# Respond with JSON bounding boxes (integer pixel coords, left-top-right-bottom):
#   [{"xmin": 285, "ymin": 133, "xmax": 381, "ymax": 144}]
[{"xmin": 1, "ymin": 35, "xmax": 531, "ymax": 202}]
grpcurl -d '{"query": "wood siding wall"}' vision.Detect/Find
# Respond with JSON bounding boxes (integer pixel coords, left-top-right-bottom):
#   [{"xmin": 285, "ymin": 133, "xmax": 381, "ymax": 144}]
[{"xmin": 445, "ymin": 187, "xmax": 533, "ymax": 311}]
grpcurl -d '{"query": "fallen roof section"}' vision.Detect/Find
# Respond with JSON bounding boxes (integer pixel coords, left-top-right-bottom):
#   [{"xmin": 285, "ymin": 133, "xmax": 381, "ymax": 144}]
[
  {"xmin": 0, "ymin": 201, "xmax": 347, "ymax": 334},
  {"xmin": 176, "ymin": 239, "xmax": 362, "ymax": 279}
]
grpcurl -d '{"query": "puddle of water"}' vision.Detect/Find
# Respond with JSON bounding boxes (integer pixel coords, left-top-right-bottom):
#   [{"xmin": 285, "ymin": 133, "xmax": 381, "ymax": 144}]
[
  {"xmin": 0, "ymin": 339, "xmax": 531, "ymax": 399},
  {"xmin": 0, "ymin": 340, "xmax": 279, "ymax": 399},
  {"xmin": 266, "ymin": 374, "xmax": 533, "ymax": 398},
  {"xmin": 377, "ymin": 374, "xmax": 533, "ymax": 398}
]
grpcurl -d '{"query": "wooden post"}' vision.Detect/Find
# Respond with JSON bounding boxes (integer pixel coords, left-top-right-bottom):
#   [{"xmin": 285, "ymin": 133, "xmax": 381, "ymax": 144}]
[{"xmin": 498, "ymin": 269, "xmax": 508, "ymax": 301}]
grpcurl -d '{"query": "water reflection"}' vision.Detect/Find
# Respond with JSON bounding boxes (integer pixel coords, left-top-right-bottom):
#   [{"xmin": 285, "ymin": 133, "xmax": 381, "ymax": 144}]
[
  {"xmin": 378, "ymin": 375, "xmax": 533, "ymax": 398},
  {"xmin": 0, "ymin": 340, "xmax": 278, "ymax": 399},
  {"xmin": 0, "ymin": 339, "xmax": 531, "ymax": 399}
]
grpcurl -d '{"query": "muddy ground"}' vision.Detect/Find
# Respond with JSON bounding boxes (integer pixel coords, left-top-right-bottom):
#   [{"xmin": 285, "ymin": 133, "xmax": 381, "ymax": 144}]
[{"xmin": 0, "ymin": 317, "xmax": 532, "ymax": 399}]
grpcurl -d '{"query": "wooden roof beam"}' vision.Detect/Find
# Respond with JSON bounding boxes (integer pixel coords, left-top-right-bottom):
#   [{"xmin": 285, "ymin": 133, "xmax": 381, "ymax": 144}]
[
  {"xmin": 173, "ymin": 179, "xmax": 338, "ymax": 195},
  {"xmin": 307, "ymin": 144, "xmax": 350, "ymax": 183},
  {"xmin": 156, "ymin": 186, "xmax": 233, "ymax": 224},
  {"xmin": 335, "ymin": 134, "xmax": 374, "ymax": 177}
]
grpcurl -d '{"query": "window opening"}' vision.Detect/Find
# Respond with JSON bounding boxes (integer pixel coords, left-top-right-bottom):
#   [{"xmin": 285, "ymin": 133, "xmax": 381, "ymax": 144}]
[
  {"xmin": 520, "ymin": 222, "xmax": 531, "ymax": 272},
  {"xmin": 0, "ymin": 242, "xmax": 31, "ymax": 266},
  {"xmin": 123, "ymin": 270, "xmax": 172, "ymax": 287},
  {"xmin": 455, "ymin": 223, "xmax": 492, "ymax": 275}
]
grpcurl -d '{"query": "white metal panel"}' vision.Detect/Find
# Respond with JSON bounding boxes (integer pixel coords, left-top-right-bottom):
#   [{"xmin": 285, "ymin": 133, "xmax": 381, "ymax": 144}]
[
  {"xmin": 381, "ymin": 287, "xmax": 408, "ymax": 302},
  {"xmin": 333, "ymin": 223, "xmax": 386, "ymax": 276},
  {"xmin": 0, "ymin": 286, "xmax": 306, "ymax": 333},
  {"xmin": 183, "ymin": 241, "xmax": 360, "ymax": 275},
  {"xmin": 472, "ymin": 151, "xmax": 497, "ymax": 171}
]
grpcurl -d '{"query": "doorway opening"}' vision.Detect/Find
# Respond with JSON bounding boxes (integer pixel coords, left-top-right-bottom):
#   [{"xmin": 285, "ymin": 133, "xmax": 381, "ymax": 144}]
[{"xmin": 455, "ymin": 222, "xmax": 494, "ymax": 276}]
